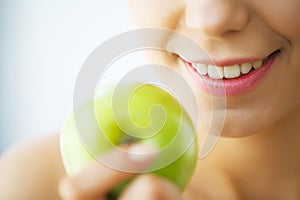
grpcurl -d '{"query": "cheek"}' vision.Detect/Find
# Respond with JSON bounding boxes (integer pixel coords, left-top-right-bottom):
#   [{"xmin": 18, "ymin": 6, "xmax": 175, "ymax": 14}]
[
  {"xmin": 276, "ymin": 6, "xmax": 300, "ymax": 41},
  {"xmin": 128, "ymin": 0, "xmax": 184, "ymax": 29},
  {"xmin": 252, "ymin": 0, "xmax": 300, "ymax": 41},
  {"xmin": 143, "ymin": 50, "xmax": 175, "ymax": 66}
]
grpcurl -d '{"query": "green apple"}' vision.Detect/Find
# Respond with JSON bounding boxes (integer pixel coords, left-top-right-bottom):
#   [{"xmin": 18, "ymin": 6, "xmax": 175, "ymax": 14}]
[{"xmin": 60, "ymin": 83, "xmax": 198, "ymax": 199}]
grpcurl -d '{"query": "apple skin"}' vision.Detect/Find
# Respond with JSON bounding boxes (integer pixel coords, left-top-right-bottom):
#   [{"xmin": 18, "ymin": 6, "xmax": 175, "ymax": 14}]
[{"xmin": 60, "ymin": 83, "xmax": 198, "ymax": 198}]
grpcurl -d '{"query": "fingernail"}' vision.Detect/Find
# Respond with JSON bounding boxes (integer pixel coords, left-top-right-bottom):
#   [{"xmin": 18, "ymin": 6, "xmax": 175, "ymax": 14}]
[{"xmin": 127, "ymin": 143, "xmax": 159, "ymax": 162}]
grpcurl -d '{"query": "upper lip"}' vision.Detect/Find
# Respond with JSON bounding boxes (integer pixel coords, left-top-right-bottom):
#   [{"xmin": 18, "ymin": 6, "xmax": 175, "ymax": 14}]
[{"xmin": 179, "ymin": 49, "xmax": 280, "ymax": 66}]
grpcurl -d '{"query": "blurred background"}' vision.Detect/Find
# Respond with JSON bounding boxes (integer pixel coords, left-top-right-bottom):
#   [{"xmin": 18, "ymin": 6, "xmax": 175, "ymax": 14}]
[{"xmin": 0, "ymin": 1, "xmax": 135, "ymax": 152}]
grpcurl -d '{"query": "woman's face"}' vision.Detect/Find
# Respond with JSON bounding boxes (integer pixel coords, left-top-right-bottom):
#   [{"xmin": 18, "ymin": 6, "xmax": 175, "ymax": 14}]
[{"xmin": 127, "ymin": 0, "xmax": 300, "ymax": 137}]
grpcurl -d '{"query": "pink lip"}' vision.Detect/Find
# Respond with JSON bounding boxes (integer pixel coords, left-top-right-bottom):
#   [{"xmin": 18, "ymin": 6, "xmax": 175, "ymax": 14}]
[{"xmin": 184, "ymin": 52, "xmax": 279, "ymax": 96}]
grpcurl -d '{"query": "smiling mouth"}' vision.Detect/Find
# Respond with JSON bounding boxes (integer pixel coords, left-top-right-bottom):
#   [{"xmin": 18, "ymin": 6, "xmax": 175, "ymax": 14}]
[
  {"xmin": 184, "ymin": 50, "xmax": 281, "ymax": 80},
  {"xmin": 182, "ymin": 49, "xmax": 281, "ymax": 96}
]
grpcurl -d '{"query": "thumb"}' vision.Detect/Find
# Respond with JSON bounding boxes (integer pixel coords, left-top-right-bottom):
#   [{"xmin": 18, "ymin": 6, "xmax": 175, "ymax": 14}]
[
  {"xmin": 119, "ymin": 174, "xmax": 182, "ymax": 200},
  {"xmin": 59, "ymin": 143, "xmax": 158, "ymax": 200}
]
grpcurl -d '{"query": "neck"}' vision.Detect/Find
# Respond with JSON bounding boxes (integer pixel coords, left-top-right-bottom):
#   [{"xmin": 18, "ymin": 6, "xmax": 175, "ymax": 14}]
[{"xmin": 204, "ymin": 103, "xmax": 300, "ymax": 198}]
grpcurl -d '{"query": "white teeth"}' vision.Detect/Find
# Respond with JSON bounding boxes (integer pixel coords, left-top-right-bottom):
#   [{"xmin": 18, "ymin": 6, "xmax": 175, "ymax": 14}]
[
  {"xmin": 224, "ymin": 64, "xmax": 240, "ymax": 79},
  {"xmin": 191, "ymin": 59, "xmax": 263, "ymax": 79},
  {"xmin": 195, "ymin": 64, "xmax": 208, "ymax": 75},
  {"xmin": 240, "ymin": 63, "xmax": 252, "ymax": 74},
  {"xmin": 252, "ymin": 60, "xmax": 263, "ymax": 69},
  {"xmin": 208, "ymin": 65, "xmax": 224, "ymax": 79}
]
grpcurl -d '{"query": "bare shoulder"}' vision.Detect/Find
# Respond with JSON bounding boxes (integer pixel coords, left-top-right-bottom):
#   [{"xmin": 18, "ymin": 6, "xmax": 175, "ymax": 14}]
[{"xmin": 0, "ymin": 134, "xmax": 66, "ymax": 200}]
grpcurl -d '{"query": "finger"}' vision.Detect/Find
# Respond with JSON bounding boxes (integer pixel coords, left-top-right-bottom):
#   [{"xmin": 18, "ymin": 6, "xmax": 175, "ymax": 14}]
[
  {"xmin": 59, "ymin": 143, "xmax": 158, "ymax": 200},
  {"xmin": 119, "ymin": 174, "xmax": 182, "ymax": 200}
]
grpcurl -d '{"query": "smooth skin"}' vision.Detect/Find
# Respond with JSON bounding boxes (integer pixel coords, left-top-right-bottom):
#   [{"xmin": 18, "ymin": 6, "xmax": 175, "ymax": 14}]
[{"xmin": 1, "ymin": 0, "xmax": 300, "ymax": 199}]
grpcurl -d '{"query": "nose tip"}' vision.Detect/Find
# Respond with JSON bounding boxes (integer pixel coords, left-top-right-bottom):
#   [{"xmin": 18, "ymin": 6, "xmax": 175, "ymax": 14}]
[{"xmin": 185, "ymin": 1, "xmax": 249, "ymax": 37}]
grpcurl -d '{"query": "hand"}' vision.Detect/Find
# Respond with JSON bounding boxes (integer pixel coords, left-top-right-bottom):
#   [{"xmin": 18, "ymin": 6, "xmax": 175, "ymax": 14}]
[{"xmin": 58, "ymin": 143, "xmax": 182, "ymax": 200}]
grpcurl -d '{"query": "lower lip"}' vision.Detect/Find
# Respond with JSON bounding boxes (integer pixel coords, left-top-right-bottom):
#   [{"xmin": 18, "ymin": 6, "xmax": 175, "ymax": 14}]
[{"xmin": 184, "ymin": 54, "xmax": 278, "ymax": 96}]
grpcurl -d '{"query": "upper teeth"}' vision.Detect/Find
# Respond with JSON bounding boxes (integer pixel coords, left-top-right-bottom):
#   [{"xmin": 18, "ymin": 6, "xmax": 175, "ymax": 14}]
[{"xmin": 191, "ymin": 60, "xmax": 263, "ymax": 79}]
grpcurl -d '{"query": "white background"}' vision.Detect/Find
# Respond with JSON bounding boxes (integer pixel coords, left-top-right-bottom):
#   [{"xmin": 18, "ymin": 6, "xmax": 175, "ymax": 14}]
[{"xmin": 0, "ymin": 1, "xmax": 138, "ymax": 151}]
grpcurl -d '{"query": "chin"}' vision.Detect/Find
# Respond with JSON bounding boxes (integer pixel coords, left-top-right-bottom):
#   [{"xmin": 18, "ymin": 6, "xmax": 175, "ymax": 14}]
[{"xmin": 220, "ymin": 115, "xmax": 269, "ymax": 138}]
